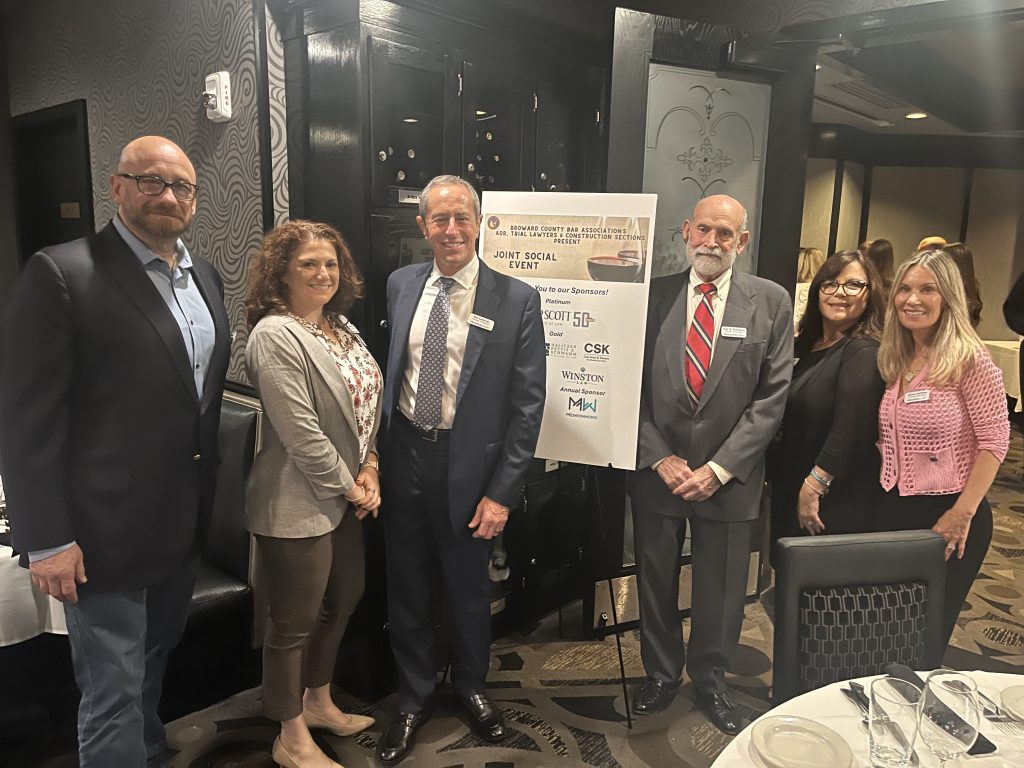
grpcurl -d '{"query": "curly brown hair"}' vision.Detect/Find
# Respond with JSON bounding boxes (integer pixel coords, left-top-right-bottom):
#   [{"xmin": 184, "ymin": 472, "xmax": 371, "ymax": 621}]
[{"xmin": 245, "ymin": 220, "xmax": 364, "ymax": 328}]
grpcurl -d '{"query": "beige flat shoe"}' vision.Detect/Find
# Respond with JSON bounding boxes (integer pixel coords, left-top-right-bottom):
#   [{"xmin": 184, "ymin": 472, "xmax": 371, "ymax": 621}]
[
  {"xmin": 271, "ymin": 736, "xmax": 344, "ymax": 768},
  {"xmin": 303, "ymin": 708, "xmax": 375, "ymax": 737}
]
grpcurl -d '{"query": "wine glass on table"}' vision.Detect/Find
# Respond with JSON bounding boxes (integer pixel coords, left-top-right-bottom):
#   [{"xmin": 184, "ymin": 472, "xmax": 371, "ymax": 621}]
[{"xmin": 918, "ymin": 671, "xmax": 981, "ymax": 767}]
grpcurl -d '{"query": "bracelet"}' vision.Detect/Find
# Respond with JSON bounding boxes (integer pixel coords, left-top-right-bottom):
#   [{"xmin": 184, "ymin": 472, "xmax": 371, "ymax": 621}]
[
  {"xmin": 345, "ymin": 485, "xmax": 367, "ymax": 503},
  {"xmin": 803, "ymin": 478, "xmax": 826, "ymax": 498},
  {"xmin": 362, "ymin": 457, "xmax": 379, "ymax": 472},
  {"xmin": 809, "ymin": 468, "xmax": 832, "ymax": 488}
]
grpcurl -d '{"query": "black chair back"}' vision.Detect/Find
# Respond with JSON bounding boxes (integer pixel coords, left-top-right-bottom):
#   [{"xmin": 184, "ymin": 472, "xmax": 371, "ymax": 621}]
[{"xmin": 773, "ymin": 530, "xmax": 946, "ymax": 703}]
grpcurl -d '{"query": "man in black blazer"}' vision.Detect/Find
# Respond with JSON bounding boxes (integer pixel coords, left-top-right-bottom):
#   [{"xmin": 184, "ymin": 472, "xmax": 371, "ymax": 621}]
[
  {"xmin": 629, "ymin": 195, "xmax": 792, "ymax": 733},
  {"xmin": 376, "ymin": 175, "xmax": 545, "ymax": 764},
  {"xmin": 0, "ymin": 136, "xmax": 230, "ymax": 767}
]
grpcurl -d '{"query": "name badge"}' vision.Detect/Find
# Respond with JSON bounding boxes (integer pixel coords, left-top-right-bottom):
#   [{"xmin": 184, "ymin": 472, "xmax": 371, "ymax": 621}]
[
  {"xmin": 904, "ymin": 390, "xmax": 931, "ymax": 403},
  {"xmin": 721, "ymin": 326, "xmax": 747, "ymax": 339},
  {"xmin": 469, "ymin": 313, "xmax": 494, "ymax": 331}
]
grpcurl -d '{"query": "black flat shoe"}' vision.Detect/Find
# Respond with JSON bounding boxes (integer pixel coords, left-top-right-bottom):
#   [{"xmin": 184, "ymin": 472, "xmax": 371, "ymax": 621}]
[
  {"xmin": 631, "ymin": 677, "xmax": 679, "ymax": 714},
  {"xmin": 695, "ymin": 691, "xmax": 749, "ymax": 735},
  {"xmin": 459, "ymin": 692, "xmax": 506, "ymax": 742},
  {"xmin": 376, "ymin": 710, "xmax": 430, "ymax": 765}
]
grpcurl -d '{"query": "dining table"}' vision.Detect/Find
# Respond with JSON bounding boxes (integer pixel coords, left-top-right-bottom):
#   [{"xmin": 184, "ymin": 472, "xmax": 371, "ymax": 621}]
[
  {"xmin": 711, "ymin": 671, "xmax": 1024, "ymax": 767},
  {"xmin": 0, "ymin": 542, "xmax": 67, "ymax": 647}
]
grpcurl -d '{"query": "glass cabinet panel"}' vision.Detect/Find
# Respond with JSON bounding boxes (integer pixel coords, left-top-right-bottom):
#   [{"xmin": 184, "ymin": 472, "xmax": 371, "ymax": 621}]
[
  {"xmin": 369, "ymin": 38, "xmax": 454, "ymax": 206},
  {"xmin": 460, "ymin": 59, "xmax": 530, "ymax": 195}
]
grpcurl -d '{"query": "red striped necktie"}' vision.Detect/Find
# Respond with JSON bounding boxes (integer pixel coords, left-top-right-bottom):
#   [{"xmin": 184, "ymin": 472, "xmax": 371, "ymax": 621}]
[{"xmin": 685, "ymin": 282, "xmax": 717, "ymax": 404}]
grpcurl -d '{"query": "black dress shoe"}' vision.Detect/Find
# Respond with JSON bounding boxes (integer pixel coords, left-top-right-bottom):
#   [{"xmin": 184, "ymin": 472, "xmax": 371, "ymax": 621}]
[
  {"xmin": 376, "ymin": 710, "xmax": 430, "ymax": 765},
  {"xmin": 459, "ymin": 692, "xmax": 506, "ymax": 742},
  {"xmin": 695, "ymin": 691, "xmax": 749, "ymax": 735},
  {"xmin": 631, "ymin": 677, "xmax": 679, "ymax": 714}
]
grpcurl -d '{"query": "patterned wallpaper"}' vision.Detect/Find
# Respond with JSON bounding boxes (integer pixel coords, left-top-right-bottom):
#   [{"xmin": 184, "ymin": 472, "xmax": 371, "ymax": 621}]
[
  {"xmin": 266, "ymin": 5, "xmax": 290, "ymax": 228},
  {"xmin": 5, "ymin": 0, "xmax": 264, "ymax": 383}
]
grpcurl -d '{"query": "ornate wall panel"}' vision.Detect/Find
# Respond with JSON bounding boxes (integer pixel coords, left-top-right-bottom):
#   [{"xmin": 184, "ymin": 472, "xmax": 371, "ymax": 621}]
[
  {"xmin": 6, "ymin": 0, "xmax": 263, "ymax": 383},
  {"xmin": 642, "ymin": 64, "xmax": 770, "ymax": 277}
]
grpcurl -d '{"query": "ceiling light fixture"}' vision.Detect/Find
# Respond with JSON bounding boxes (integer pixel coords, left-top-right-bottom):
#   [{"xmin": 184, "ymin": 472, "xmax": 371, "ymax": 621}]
[
  {"xmin": 904, "ymin": 112, "xmax": 927, "ymax": 120},
  {"xmin": 815, "ymin": 63, "xmax": 822, "ymax": 70},
  {"xmin": 402, "ymin": 117, "xmax": 418, "ymax": 123}
]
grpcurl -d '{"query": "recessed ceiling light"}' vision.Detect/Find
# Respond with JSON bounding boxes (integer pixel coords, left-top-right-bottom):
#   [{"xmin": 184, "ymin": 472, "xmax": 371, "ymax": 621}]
[
  {"xmin": 820, "ymin": 129, "xmax": 838, "ymax": 141},
  {"xmin": 815, "ymin": 64, "xmax": 822, "ymax": 71},
  {"xmin": 475, "ymin": 110, "xmax": 487, "ymax": 116},
  {"xmin": 905, "ymin": 112, "xmax": 927, "ymax": 120},
  {"xmin": 402, "ymin": 117, "xmax": 418, "ymax": 123},
  {"xmin": 876, "ymin": 120, "xmax": 894, "ymax": 127}
]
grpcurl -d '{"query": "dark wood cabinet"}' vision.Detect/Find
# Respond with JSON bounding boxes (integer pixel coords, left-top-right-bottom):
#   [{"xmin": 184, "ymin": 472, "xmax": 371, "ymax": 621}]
[{"xmin": 270, "ymin": 0, "xmax": 606, "ymax": 688}]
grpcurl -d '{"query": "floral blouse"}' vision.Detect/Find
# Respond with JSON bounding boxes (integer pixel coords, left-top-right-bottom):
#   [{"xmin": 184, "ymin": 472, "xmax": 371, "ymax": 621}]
[{"xmin": 291, "ymin": 313, "xmax": 382, "ymax": 461}]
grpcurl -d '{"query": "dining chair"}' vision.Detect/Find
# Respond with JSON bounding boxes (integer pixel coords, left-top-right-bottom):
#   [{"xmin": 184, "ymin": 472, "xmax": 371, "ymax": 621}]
[{"xmin": 772, "ymin": 530, "xmax": 947, "ymax": 703}]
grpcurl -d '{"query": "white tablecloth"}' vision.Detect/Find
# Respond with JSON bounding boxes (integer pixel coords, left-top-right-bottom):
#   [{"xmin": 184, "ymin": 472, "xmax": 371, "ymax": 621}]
[
  {"xmin": 984, "ymin": 339, "xmax": 1022, "ymax": 413},
  {"xmin": 712, "ymin": 671, "xmax": 1024, "ymax": 768},
  {"xmin": 0, "ymin": 544, "xmax": 67, "ymax": 646}
]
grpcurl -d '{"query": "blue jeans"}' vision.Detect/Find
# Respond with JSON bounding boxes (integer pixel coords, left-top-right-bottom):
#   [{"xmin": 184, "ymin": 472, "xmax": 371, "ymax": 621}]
[{"xmin": 63, "ymin": 561, "xmax": 196, "ymax": 768}]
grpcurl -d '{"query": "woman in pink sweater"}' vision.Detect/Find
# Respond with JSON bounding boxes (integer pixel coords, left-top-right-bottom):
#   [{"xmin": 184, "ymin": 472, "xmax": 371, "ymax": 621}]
[{"xmin": 876, "ymin": 249, "xmax": 1009, "ymax": 648}]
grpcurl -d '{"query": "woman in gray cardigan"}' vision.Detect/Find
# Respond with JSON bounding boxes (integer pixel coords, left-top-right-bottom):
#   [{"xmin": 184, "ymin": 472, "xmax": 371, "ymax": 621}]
[{"xmin": 245, "ymin": 221, "xmax": 383, "ymax": 768}]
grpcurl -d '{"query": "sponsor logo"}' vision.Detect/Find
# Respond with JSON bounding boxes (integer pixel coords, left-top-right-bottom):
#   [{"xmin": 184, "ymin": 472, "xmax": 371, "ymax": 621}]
[
  {"xmin": 561, "ymin": 367, "xmax": 605, "ymax": 384},
  {"xmin": 545, "ymin": 342, "xmax": 577, "ymax": 359},
  {"xmin": 542, "ymin": 309, "xmax": 596, "ymax": 328},
  {"xmin": 568, "ymin": 396, "xmax": 598, "ymax": 413},
  {"xmin": 584, "ymin": 342, "xmax": 610, "ymax": 354}
]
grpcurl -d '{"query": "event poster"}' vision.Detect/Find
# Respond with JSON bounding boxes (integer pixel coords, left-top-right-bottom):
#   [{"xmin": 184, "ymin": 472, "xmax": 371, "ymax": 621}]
[{"xmin": 479, "ymin": 192, "xmax": 656, "ymax": 469}]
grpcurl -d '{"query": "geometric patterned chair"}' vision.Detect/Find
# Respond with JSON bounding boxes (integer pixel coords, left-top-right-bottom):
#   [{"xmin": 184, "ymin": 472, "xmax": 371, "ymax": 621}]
[{"xmin": 772, "ymin": 530, "xmax": 947, "ymax": 703}]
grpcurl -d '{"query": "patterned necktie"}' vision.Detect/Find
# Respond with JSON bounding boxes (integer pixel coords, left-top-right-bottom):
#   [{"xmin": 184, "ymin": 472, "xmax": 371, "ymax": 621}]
[
  {"xmin": 685, "ymin": 282, "xmax": 717, "ymax": 405},
  {"xmin": 413, "ymin": 276, "xmax": 456, "ymax": 430}
]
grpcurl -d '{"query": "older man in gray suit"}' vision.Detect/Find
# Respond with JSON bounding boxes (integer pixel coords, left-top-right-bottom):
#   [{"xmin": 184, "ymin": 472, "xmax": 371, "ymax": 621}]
[{"xmin": 628, "ymin": 194, "xmax": 792, "ymax": 734}]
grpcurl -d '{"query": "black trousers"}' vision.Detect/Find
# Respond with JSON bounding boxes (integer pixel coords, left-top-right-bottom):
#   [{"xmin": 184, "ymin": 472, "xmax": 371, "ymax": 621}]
[
  {"xmin": 382, "ymin": 417, "xmax": 493, "ymax": 712},
  {"xmin": 879, "ymin": 489, "xmax": 993, "ymax": 649},
  {"xmin": 629, "ymin": 468, "xmax": 754, "ymax": 694}
]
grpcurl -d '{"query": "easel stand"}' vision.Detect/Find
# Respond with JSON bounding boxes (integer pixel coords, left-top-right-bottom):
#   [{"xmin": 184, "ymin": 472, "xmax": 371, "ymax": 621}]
[{"xmin": 589, "ymin": 463, "xmax": 633, "ymax": 730}]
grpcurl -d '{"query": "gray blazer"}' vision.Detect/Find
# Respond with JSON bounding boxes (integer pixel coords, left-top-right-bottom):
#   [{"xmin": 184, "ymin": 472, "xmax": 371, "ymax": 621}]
[
  {"xmin": 636, "ymin": 269, "xmax": 793, "ymax": 522},
  {"xmin": 245, "ymin": 314, "xmax": 382, "ymax": 538}
]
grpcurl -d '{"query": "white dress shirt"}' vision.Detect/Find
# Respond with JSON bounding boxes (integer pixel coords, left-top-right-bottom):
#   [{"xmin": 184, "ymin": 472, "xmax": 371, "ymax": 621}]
[
  {"xmin": 654, "ymin": 266, "xmax": 735, "ymax": 485},
  {"xmin": 399, "ymin": 256, "xmax": 480, "ymax": 429}
]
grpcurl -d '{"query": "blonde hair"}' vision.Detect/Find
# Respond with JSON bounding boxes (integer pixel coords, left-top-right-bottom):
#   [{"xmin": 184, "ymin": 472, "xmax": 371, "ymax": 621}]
[
  {"xmin": 877, "ymin": 249, "xmax": 983, "ymax": 387},
  {"xmin": 796, "ymin": 246, "xmax": 825, "ymax": 282}
]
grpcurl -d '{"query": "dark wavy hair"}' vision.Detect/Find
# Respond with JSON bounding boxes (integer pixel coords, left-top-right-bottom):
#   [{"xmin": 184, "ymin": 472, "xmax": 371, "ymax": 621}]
[
  {"xmin": 795, "ymin": 249, "xmax": 885, "ymax": 359},
  {"xmin": 861, "ymin": 238, "xmax": 894, "ymax": 293},
  {"xmin": 245, "ymin": 220, "xmax": 364, "ymax": 329},
  {"xmin": 942, "ymin": 242, "xmax": 983, "ymax": 328}
]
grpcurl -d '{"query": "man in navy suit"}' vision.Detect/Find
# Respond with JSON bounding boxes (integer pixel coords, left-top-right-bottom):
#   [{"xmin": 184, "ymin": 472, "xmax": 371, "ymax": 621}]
[
  {"xmin": 0, "ymin": 136, "xmax": 230, "ymax": 767},
  {"xmin": 376, "ymin": 175, "xmax": 545, "ymax": 764}
]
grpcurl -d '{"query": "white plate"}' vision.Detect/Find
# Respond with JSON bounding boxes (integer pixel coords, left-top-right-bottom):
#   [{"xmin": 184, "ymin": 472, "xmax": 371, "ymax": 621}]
[
  {"xmin": 1001, "ymin": 685, "xmax": 1024, "ymax": 721},
  {"xmin": 750, "ymin": 715, "xmax": 854, "ymax": 768}
]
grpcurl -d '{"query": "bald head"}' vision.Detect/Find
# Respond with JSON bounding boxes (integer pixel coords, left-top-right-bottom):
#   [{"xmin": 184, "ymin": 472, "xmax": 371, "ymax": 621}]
[
  {"xmin": 682, "ymin": 194, "xmax": 749, "ymax": 280},
  {"xmin": 111, "ymin": 136, "xmax": 197, "ymax": 259},
  {"xmin": 117, "ymin": 136, "xmax": 195, "ymax": 178}
]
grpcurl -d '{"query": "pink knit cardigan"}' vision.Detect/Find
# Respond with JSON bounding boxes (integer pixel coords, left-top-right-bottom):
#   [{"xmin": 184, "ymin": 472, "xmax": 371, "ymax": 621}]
[{"xmin": 877, "ymin": 350, "xmax": 1009, "ymax": 495}]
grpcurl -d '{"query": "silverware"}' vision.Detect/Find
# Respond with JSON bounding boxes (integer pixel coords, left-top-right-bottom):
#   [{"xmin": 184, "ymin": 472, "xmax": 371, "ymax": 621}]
[{"xmin": 947, "ymin": 679, "xmax": 1024, "ymax": 737}]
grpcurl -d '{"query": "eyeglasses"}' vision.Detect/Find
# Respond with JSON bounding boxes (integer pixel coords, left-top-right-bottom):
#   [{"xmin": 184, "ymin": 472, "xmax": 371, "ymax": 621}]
[
  {"xmin": 820, "ymin": 279, "xmax": 869, "ymax": 296},
  {"xmin": 117, "ymin": 173, "xmax": 198, "ymax": 202}
]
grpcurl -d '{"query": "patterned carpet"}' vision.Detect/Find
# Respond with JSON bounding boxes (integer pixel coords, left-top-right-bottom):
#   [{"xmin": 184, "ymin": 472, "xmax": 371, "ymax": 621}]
[{"xmin": 161, "ymin": 428, "xmax": 1024, "ymax": 767}]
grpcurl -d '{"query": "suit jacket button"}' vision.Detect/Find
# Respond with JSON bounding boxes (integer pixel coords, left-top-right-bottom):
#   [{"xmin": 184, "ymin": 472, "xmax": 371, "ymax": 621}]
[{"xmin": 192, "ymin": 453, "xmax": 202, "ymax": 461}]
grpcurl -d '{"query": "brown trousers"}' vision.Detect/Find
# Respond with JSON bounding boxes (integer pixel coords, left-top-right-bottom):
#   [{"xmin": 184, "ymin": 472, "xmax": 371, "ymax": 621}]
[{"xmin": 255, "ymin": 511, "xmax": 365, "ymax": 721}]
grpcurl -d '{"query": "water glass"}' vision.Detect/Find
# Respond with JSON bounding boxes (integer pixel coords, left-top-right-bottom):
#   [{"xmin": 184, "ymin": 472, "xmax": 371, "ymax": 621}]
[
  {"xmin": 919, "ymin": 671, "xmax": 981, "ymax": 767},
  {"xmin": 869, "ymin": 677, "xmax": 922, "ymax": 767}
]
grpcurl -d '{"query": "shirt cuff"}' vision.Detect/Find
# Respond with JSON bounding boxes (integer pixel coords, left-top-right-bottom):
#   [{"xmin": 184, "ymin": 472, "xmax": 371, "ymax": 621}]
[
  {"xmin": 28, "ymin": 542, "xmax": 76, "ymax": 562},
  {"xmin": 707, "ymin": 461, "xmax": 733, "ymax": 486},
  {"xmin": 651, "ymin": 456, "xmax": 672, "ymax": 470}
]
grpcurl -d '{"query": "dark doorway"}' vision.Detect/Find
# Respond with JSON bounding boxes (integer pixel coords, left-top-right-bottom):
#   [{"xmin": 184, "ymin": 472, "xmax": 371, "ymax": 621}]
[{"xmin": 12, "ymin": 100, "xmax": 94, "ymax": 266}]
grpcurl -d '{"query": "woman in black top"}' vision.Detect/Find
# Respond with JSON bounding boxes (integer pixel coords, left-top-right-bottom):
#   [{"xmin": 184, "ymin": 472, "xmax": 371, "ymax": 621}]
[{"xmin": 768, "ymin": 250, "xmax": 887, "ymax": 557}]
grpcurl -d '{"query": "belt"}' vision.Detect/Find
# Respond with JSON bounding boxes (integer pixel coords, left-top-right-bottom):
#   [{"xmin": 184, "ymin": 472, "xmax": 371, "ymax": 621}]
[{"xmin": 395, "ymin": 411, "xmax": 451, "ymax": 443}]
